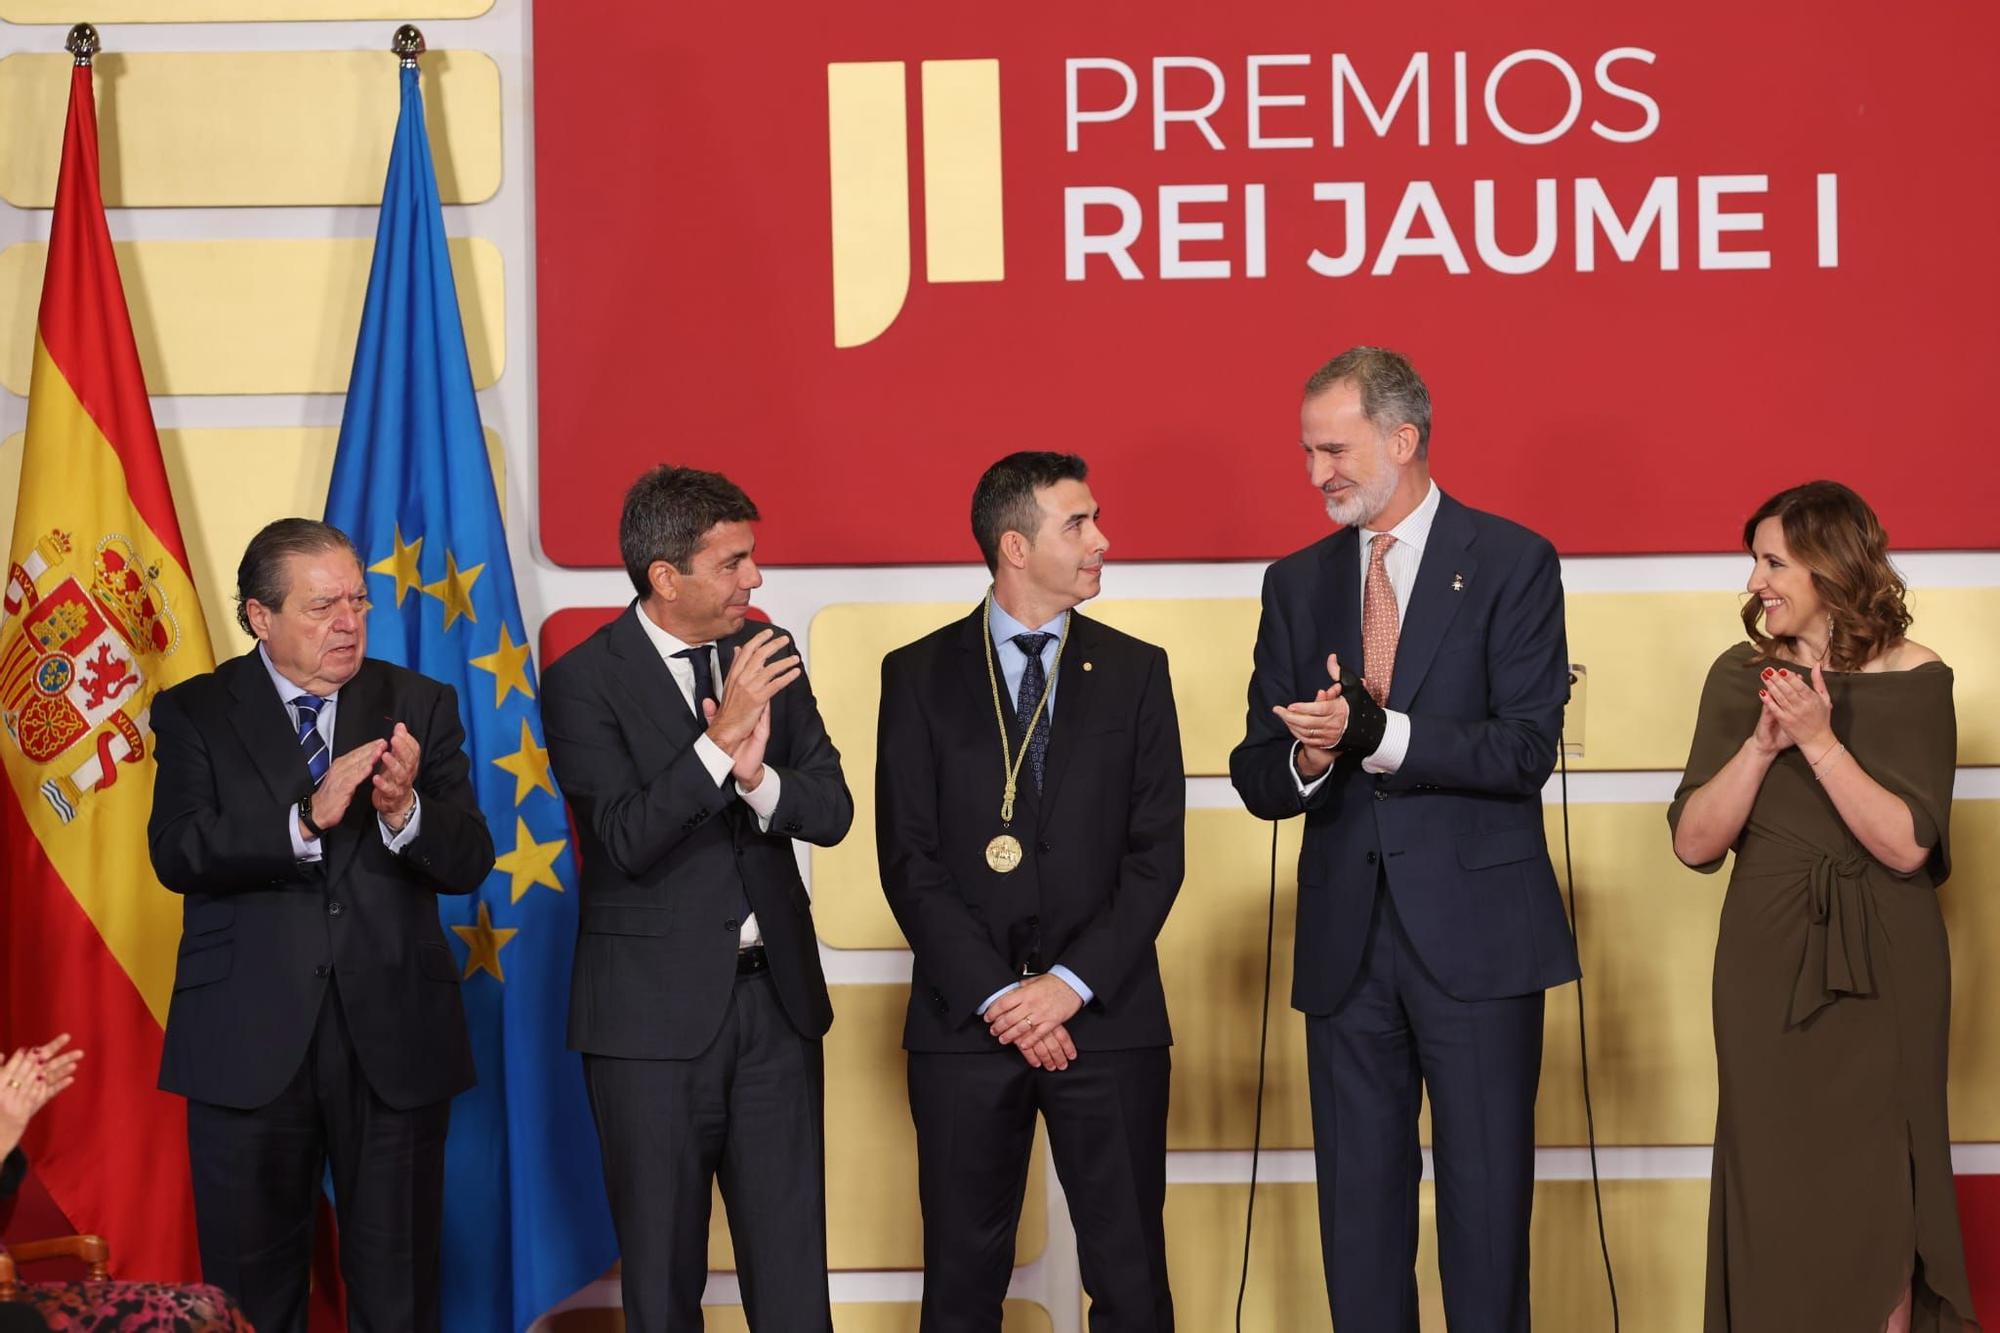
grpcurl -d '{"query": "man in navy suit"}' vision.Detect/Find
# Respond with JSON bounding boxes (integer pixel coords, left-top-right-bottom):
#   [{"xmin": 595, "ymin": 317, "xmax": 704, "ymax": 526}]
[{"xmin": 1230, "ymin": 347, "xmax": 1578, "ymax": 1332}]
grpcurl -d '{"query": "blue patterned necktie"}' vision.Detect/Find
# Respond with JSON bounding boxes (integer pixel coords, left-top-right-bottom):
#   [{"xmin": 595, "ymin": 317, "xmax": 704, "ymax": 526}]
[
  {"xmin": 293, "ymin": 693, "xmax": 330, "ymax": 785},
  {"xmin": 1012, "ymin": 631, "xmax": 1054, "ymax": 789}
]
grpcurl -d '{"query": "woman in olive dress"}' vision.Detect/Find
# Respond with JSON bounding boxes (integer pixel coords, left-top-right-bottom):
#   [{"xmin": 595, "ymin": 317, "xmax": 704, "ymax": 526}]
[{"xmin": 1668, "ymin": 480, "xmax": 1979, "ymax": 1332}]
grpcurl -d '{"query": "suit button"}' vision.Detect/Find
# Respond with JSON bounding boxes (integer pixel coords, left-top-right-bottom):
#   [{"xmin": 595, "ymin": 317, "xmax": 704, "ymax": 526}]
[
  {"xmin": 724, "ymin": 918, "xmax": 739, "ymax": 932},
  {"xmin": 1366, "ymin": 851, "xmax": 1378, "ymax": 865},
  {"xmin": 784, "ymin": 820, "xmax": 802, "ymax": 833},
  {"xmin": 1037, "ymin": 841, "xmax": 1052, "ymax": 854},
  {"xmin": 1374, "ymin": 790, "xmax": 1388, "ymax": 801},
  {"xmin": 313, "ymin": 964, "xmax": 329, "ymax": 978},
  {"xmin": 1027, "ymin": 915, "xmax": 1039, "ymax": 928},
  {"xmin": 327, "ymin": 901, "xmax": 344, "ymax": 917}
]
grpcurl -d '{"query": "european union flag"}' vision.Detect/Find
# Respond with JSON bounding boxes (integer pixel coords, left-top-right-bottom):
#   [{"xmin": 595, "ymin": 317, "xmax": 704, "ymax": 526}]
[{"xmin": 325, "ymin": 52, "xmax": 617, "ymax": 1332}]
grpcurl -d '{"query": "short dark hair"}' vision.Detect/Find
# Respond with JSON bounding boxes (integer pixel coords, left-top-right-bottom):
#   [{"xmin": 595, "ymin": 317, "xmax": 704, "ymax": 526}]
[
  {"xmin": 969, "ymin": 452, "xmax": 1089, "ymax": 574},
  {"xmin": 235, "ymin": 518, "xmax": 358, "ymax": 636},
  {"xmin": 619, "ymin": 466, "xmax": 761, "ymax": 597},
  {"xmin": 1304, "ymin": 346, "xmax": 1434, "ymax": 458}
]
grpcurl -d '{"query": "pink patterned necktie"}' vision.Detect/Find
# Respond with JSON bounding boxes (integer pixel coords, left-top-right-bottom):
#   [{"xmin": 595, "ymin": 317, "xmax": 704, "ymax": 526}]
[{"xmin": 1362, "ymin": 532, "xmax": 1400, "ymax": 706}]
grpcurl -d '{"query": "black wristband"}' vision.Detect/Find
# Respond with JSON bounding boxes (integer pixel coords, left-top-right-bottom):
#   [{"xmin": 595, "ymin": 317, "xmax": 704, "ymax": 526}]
[
  {"xmin": 297, "ymin": 793, "xmax": 325, "ymax": 840},
  {"xmin": 1333, "ymin": 666, "xmax": 1389, "ymax": 758}
]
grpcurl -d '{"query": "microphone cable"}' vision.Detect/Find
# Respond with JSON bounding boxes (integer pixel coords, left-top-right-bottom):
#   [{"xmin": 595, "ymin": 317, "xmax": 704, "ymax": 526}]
[
  {"xmin": 1234, "ymin": 817, "xmax": 1281, "ymax": 1333},
  {"xmin": 1558, "ymin": 711, "xmax": 1621, "ymax": 1331}
]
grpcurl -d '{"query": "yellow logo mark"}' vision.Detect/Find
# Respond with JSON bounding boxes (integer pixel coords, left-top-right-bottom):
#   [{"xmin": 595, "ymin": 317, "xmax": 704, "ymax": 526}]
[{"xmin": 828, "ymin": 59, "xmax": 1005, "ymax": 348}]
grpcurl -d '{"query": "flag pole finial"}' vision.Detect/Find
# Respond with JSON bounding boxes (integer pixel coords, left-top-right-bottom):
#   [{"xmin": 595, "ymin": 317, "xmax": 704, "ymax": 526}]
[
  {"xmin": 392, "ymin": 24, "xmax": 426, "ymax": 68},
  {"xmin": 66, "ymin": 23, "xmax": 99, "ymax": 67}
]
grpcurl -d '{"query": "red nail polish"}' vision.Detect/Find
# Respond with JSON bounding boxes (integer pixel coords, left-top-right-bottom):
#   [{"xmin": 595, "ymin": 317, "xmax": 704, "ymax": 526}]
[
  {"xmin": 1779, "ymin": 670, "xmax": 1790, "ymax": 677},
  {"xmin": 1761, "ymin": 669, "xmax": 1773, "ymax": 679},
  {"xmin": 1759, "ymin": 689, "xmax": 1768, "ymax": 698}
]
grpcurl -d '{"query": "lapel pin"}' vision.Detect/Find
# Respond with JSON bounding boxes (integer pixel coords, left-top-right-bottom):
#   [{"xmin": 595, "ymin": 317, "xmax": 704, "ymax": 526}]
[
  {"xmin": 1451, "ymin": 572, "xmax": 1466, "ymax": 592},
  {"xmin": 1082, "ymin": 661, "xmax": 1094, "ymax": 672}
]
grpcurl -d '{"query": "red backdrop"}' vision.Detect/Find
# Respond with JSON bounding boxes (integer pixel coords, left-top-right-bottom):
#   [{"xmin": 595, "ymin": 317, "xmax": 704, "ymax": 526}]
[{"xmin": 535, "ymin": 1, "xmax": 2000, "ymax": 565}]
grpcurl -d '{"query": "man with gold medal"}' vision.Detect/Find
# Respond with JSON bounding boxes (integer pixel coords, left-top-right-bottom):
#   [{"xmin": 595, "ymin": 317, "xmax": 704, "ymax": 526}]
[{"xmin": 877, "ymin": 452, "xmax": 1186, "ymax": 1332}]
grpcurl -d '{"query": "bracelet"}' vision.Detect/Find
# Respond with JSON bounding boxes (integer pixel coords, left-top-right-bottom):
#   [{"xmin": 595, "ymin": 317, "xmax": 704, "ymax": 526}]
[{"xmin": 1808, "ymin": 742, "xmax": 1846, "ymax": 781}]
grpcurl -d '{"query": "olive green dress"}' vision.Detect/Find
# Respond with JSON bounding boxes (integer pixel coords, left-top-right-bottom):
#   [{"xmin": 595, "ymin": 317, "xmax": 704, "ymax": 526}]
[{"xmin": 1669, "ymin": 643, "xmax": 1979, "ymax": 1332}]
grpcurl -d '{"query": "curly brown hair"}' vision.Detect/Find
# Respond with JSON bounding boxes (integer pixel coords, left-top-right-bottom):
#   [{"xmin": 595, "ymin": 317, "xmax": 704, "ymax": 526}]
[{"xmin": 1740, "ymin": 480, "xmax": 1911, "ymax": 670}]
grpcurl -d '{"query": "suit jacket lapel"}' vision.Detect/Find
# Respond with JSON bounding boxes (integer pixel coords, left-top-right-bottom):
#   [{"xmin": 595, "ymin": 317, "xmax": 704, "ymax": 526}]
[
  {"xmin": 954, "ymin": 605, "xmax": 1022, "ymax": 823},
  {"xmin": 224, "ymin": 650, "xmax": 311, "ymax": 805},
  {"xmin": 1389, "ymin": 492, "xmax": 1479, "ymax": 712},
  {"xmin": 1319, "ymin": 527, "xmax": 1365, "ymax": 689},
  {"xmin": 608, "ymin": 603, "xmax": 702, "ymax": 744},
  {"xmin": 1036, "ymin": 612, "xmax": 1095, "ymax": 813},
  {"xmin": 325, "ymin": 659, "xmax": 392, "ymax": 887}
]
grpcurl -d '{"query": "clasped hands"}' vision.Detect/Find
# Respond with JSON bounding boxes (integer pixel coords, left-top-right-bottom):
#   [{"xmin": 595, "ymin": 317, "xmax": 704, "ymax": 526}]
[
  {"xmin": 0, "ymin": 1033, "xmax": 84, "ymax": 1150},
  {"xmin": 311, "ymin": 723, "xmax": 422, "ymax": 836},
  {"xmin": 701, "ymin": 629, "xmax": 803, "ymax": 791},
  {"xmin": 1751, "ymin": 662, "xmax": 1835, "ymax": 759},
  {"xmin": 1275, "ymin": 652, "xmax": 1387, "ymax": 779},
  {"xmin": 986, "ymin": 974, "xmax": 1085, "ymax": 1072}
]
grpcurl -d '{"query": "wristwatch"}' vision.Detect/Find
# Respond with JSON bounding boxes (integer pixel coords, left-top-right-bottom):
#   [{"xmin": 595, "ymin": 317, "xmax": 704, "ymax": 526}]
[{"xmin": 298, "ymin": 793, "xmax": 325, "ymax": 841}]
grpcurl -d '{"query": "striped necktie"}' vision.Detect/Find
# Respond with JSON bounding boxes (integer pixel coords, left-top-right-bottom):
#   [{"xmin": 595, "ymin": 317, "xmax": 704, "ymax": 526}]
[{"xmin": 293, "ymin": 693, "xmax": 330, "ymax": 785}]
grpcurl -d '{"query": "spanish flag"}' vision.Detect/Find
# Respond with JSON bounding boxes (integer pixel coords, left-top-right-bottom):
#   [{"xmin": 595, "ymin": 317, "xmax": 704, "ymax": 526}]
[{"xmin": 0, "ymin": 37, "xmax": 211, "ymax": 1278}]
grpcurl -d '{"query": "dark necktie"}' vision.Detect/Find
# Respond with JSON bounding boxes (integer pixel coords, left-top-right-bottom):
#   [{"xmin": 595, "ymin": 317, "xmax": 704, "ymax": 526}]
[
  {"xmin": 672, "ymin": 646, "xmax": 716, "ymax": 719},
  {"xmin": 1012, "ymin": 631, "xmax": 1054, "ymax": 789},
  {"xmin": 293, "ymin": 693, "xmax": 329, "ymax": 785}
]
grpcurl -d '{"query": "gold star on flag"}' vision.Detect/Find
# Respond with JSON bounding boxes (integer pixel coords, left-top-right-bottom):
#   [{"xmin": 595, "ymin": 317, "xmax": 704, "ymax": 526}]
[
  {"xmin": 470, "ymin": 623, "xmax": 535, "ymax": 707},
  {"xmin": 494, "ymin": 816, "xmax": 565, "ymax": 904},
  {"xmin": 421, "ymin": 550, "xmax": 484, "ymax": 631},
  {"xmin": 492, "ymin": 719, "xmax": 555, "ymax": 806},
  {"xmin": 451, "ymin": 900, "xmax": 518, "ymax": 981},
  {"xmin": 367, "ymin": 525, "xmax": 425, "ymax": 608}
]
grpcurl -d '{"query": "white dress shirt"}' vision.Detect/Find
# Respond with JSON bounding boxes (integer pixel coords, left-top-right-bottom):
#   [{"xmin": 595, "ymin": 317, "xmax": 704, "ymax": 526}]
[
  {"xmin": 631, "ymin": 605, "xmax": 782, "ymax": 949},
  {"xmin": 1295, "ymin": 479, "xmax": 1442, "ymax": 794},
  {"xmin": 262, "ymin": 645, "xmax": 422, "ymax": 861},
  {"xmin": 979, "ymin": 596, "xmax": 1093, "ymax": 1015}
]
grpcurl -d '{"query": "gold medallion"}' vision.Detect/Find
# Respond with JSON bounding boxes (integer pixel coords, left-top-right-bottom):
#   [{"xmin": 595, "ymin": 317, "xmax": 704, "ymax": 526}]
[{"xmin": 985, "ymin": 834, "xmax": 1024, "ymax": 873}]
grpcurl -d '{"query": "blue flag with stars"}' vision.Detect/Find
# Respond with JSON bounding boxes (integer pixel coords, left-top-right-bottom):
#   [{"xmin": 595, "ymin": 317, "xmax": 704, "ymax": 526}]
[{"xmin": 325, "ymin": 59, "xmax": 617, "ymax": 1332}]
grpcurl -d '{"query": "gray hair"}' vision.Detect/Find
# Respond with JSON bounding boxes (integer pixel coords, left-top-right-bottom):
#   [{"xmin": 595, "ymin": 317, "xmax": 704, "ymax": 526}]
[
  {"xmin": 235, "ymin": 518, "xmax": 358, "ymax": 636},
  {"xmin": 1304, "ymin": 346, "xmax": 1433, "ymax": 459}
]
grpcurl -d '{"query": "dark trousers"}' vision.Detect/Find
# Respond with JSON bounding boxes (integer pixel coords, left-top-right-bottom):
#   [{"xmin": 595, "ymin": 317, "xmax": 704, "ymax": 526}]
[
  {"xmin": 1306, "ymin": 884, "xmax": 1546, "ymax": 1333},
  {"xmin": 185, "ymin": 983, "xmax": 450, "ymax": 1333},
  {"xmin": 584, "ymin": 969, "xmax": 830, "ymax": 1333},
  {"xmin": 908, "ymin": 1046, "xmax": 1173, "ymax": 1333}
]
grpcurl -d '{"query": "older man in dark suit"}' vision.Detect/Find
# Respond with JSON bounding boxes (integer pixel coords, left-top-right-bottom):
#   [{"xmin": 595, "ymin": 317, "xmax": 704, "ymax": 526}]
[
  {"xmin": 878, "ymin": 452, "xmax": 1185, "ymax": 1333},
  {"xmin": 1231, "ymin": 348, "xmax": 1579, "ymax": 1333},
  {"xmin": 541, "ymin": 466, "xmax": 852, "ymax": 1333},
  {"xmin": 149, "ymin": 518, "xmax": 495, "ymax": 1333}
]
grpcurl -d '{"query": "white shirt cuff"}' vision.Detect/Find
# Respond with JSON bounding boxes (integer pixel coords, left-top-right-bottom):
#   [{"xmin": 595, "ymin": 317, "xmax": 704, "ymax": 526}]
[
  {"xmin": 289, "ymin": 805, "xmax": 322, "ymax": 862},
  {"xmin": 736, "ymin": 766, "xmax": 782, "ymax": 832},
  {"xmin": 380, "ymin": 794, "xmax": 422, "ymax": 851},
  {"xmin": 1362, "ymin": 710, "xmax": 1412, "ymax": 775},
  {"xmin": 978, "ymin": 980, "xmax": 1020, "ymax": 1017},
  {"xmin": 1048, "ymin": 965, "xmax": 1093, "ymax": 1006},
  {"xmin": 694, "ymin": 732, "xmax": 735, "ymax": 786},
  {"xmin": 1290, "ymin": 741, "xmax": 1332, "ymax": 797}
]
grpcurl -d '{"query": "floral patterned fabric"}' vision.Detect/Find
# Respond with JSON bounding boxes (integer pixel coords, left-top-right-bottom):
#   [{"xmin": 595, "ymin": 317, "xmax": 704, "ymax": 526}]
[{"xmin": 2, "ymin": 1281, "xmax": 252, "ymax": 1332}]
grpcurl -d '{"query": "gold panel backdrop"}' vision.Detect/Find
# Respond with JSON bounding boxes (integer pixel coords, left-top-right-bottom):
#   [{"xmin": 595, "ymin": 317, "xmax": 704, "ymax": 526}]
[
  {"xmin": 0, "ymin": 237, "xmax": 504, "ymax": 395},
  {"xmin": 0, "ymin": 51, "xmax": 502, "ymax": 207}
]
